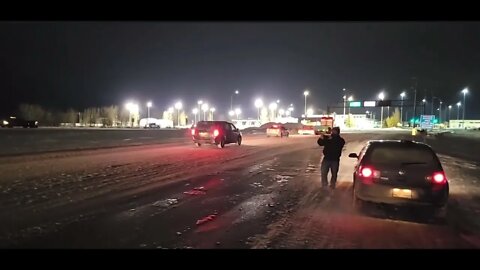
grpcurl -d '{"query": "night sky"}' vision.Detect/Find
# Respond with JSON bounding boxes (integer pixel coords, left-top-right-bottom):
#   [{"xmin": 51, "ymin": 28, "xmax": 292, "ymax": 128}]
[{"xmin": 1, "ymin": 22, "xmax": 480, "ymax": 119}]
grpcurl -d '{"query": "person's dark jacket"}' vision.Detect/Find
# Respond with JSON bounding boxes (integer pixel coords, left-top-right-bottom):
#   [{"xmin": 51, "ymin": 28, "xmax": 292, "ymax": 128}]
[{"xmin": 317, "ymin": 134, "xmax": 345, "ymax": 161}]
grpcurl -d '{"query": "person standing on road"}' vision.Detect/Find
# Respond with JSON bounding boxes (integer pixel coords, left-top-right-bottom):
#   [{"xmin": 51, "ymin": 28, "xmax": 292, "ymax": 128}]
[{"xmin": 317, "ymin": 127, "xmax": 345, "ymax": 190}]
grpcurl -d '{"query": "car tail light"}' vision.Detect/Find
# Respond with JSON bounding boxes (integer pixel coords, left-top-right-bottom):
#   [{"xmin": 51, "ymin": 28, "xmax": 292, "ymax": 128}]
[
  {"xmin": 431, "ymin": 172, "xmax": 447, "ymax": 184},
  {"xmin": 191, "ymin": 129, "xmax": 196, "ymax": 136},
  {"xmin": 361, "ymin": 167, "xmax": 373, "ymax": 177},
  {"xmin": 213, "ymin": 129, "xmax": 219, "ymax": 137},
  {"xmin": 358, "ymin": 166, "xmax": 380, "ymax": 184}
]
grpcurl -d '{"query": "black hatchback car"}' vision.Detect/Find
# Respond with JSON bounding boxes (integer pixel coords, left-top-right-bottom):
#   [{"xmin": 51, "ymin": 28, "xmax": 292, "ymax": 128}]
[
  {"xmin": 349, "ymin": 140, "xmax": 448, "ymax": 215},
  {"xmin": 191, "ymin": 121, "xmax": 242, "ymax": 148}
]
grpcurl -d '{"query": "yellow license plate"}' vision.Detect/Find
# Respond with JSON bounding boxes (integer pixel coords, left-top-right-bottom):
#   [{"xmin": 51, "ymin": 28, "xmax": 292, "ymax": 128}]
[{"xmin": 392, "ymin": 188, "xmax": 412, "ymax": 199}]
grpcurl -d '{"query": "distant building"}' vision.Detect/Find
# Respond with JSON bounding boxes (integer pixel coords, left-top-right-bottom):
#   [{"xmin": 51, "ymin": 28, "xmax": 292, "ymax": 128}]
[{"xmin": 449, "ymin": 120, "xmax": 480, "ymax": 129}]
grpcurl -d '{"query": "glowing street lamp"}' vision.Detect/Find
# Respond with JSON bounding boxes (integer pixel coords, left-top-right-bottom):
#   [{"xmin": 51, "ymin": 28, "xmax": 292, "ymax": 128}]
[
  {"xmin": 254, "ymin": 98, "xmax": 263, "ymax": 120},
  {"xmin": 192, "ymin": 108, "xmax": 199, "ymax": 123},
  {"xmin": 461, "ymin": 88, "xmax": 468, "ymax": 123},
  {"xmin": 125, "ymin": 102, "xmax": 139, "ymax": 127},
  {"xmin": 378, "ymin": 91, "xmax": 385, "ymax": 128},
  {"xmin": 174, "ymin": 101, "xmax": 182, "ymax": 127},
  {"xmin": 201, "ymin": 103, "xmax": 209, "ymax": 121},
  {"xmin": 303, "ymin": 90, "xmax": 309, "ymax": 115}
]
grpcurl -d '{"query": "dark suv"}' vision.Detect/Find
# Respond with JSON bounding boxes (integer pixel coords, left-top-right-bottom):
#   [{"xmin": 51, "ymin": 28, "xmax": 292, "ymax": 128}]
[
  {"xmin": 349, "ymin": 140, "xmax": 448, "ymax": 215},
  {"xmin": 191, "ymin": 121, "xmax": 242, "ymax": 148},
  {"xmin": 1, "ymin": 116, "xmax": 38, "ymax": 128}
]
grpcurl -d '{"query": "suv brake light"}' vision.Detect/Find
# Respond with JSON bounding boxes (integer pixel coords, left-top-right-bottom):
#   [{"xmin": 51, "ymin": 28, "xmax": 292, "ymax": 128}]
[
  {"xmin": 213, "ymin": 129, "xmax": 219, "ymax": 137},
  {"xmin": 431, "ymin": 172, "xmax": 447, "ymax": 184},
  {"xmin": 191, "ymin": 129, "xmax": 196, "ymax": 136}
]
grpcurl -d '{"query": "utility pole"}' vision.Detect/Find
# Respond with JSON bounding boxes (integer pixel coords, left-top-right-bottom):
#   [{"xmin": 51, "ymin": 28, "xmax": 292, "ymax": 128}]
[{"xmin": 412, "ymin": 77, "xmax": 418, "ymax": 127}]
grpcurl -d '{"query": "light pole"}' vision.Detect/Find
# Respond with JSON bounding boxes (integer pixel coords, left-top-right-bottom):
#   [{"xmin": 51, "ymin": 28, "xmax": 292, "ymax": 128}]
[
  {"xmin": 278, "ymin": 109, "xmax": 285, "ymax": 117},
  {"xmin": 231, "ymin": 90, "xmax": 239, "ymax": 111},
  {"xmin": 342, "ymin": 88, "xmax": 346, "ymax": 117},
  {"xmin": 456, "ymin": 102, "xmax": 461, "ymax": 120},
  {"xmin": 174, "ymin": 101, "xmax": 182, "ymax": 127},
  {"xmin": 201, "ymin": 103, "xmax": 209, "ymax": 121},
  {"xmin": 347, "ymin": 96, "xmax": 353, "ymax": 114},
  {"xmin": 448, "ymin": 105, "xmax": 452, "ymax": 122},
  {"xmin": 254, "ymin": 98, "xmax": 263, "ymax": 120},
  {"xmin": 422, "ymin": 99, "xmax": 427, "ymax": 115},
  {"xmin": 439, "ymin": 101, "xmax": 443, "ymax": 123},
  {"xmin": 235, "ymin": 108, "xmax": 241, "ymax": 120},
  {"xmin": 400, "ymin": 92, "xmax": 406, "ymax": 124},
  {"xmin": 378, "ymin": 92, "xmax": 385, "ymax": 128},
  {"xmin": 462, "ymin": 88, "xmax": 468, "ymax": 126},
  {"xmin": 192, "ymin": 108, "xmax": 198, "ymax": 124},
  {"xmin": 269, "ymin": 102, "xmax": 278, "ymax": 121},
  {"xmin": 146, "ymin": 101, "xmax": 152, "ymax": 126},
  {"xmin": 303, "ymin": 90, "xmax": 309, "ymax": 116},
  {"xmin": 125, "ymin": 102, "xmax": 139, "ymax": 128},
  {"xmin": 210, "ymin": 107, "xmax": 216, "ymax": 120},
  {"xmin": 197, "ymin": 100, "xmax": 203, "ymax": 117}
]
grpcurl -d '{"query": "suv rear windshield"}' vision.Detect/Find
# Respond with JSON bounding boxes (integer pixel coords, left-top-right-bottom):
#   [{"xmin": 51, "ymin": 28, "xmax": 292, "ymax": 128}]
[
  {"xmin": 196, "ymin": 122, "xmax": 224, "ymax": 129},
  {"xmin": 367, "ymin": 143, "xmax": 439, "ymax": 166}
]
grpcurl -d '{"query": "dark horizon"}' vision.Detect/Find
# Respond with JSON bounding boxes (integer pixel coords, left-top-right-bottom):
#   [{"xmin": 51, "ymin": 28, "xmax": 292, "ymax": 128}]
[{"xmin": 1, "ymin": 22, "xmax": 479, "ymax": 119}]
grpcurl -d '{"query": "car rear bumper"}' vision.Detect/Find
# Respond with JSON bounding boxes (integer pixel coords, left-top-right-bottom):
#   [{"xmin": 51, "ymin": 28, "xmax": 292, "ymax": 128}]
[
  {"xmin": 355, "ymin": 180, "xmax": 448, "ymax": 207},
  {"xmin": 193, "ymin": 137, "xmax": 220, "ymax": 144}
]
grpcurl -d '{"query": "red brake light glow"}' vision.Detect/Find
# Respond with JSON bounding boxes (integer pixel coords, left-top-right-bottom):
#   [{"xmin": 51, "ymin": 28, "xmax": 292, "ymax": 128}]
[
  {"xmin": 361, "ymin": 167, "xmax": 373, "ymax": 178},
  {"xmin": 213, "ymin": 129, "xmax": 219, "ymax": 137},
  {"xmin": 433, "ymin": 172, "xmax": 446, "ymax": 184},
  {"xmin": 191, "ymin": 129, "xmax": 196, "ymax": 135}
]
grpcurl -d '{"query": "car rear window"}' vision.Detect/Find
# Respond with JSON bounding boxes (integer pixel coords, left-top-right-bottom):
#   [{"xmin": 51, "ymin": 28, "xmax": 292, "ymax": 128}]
[
  {"xmin": 196, "ymin": 122, "xmax": 215, "ymax": 129},
  {"xmin": 367, "ymin": 143, "xmax": 439, "ymax": 166}
]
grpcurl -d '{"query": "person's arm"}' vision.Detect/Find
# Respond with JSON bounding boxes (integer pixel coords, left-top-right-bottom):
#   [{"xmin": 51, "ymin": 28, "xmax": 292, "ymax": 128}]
[
  {"xmin": 317, "ymin": 135, "xmax": 327, "ymax": 146},
  {"xmin": 317, "ymin": 135, "xmax": 325, "ymax": 146}
]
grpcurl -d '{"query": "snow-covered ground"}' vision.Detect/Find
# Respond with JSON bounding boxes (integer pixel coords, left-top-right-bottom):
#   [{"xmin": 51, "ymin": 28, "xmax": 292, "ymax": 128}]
[
  {"xmin": 0, "ymin": 131, "xmax": 479, "ymax": 248},
  {"xmin": 0, "ymin": 128, "xmax": 190, "ymax": 156}
]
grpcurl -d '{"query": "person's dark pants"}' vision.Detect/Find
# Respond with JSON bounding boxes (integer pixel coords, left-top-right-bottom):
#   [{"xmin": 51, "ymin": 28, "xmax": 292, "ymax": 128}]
[{"xmin": 321, "ymin": 159, "xmax": 340, "ymax": 189}]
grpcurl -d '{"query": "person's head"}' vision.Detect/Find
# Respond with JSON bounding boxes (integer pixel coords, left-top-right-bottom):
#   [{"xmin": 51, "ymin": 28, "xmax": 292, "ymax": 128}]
[{"xmin": 331, "ymin": 127, "xmax": 340, "ymax": 136}]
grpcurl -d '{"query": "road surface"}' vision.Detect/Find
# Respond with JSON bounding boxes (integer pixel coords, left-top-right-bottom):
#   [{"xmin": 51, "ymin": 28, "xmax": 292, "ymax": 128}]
[{"xmin": 0, "ymin": 131, "xmax": 479, "ymax": 248}]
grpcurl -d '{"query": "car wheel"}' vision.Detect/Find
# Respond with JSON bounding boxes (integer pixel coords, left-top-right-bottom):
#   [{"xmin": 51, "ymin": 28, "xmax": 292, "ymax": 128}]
[
  {"xmin": 237, "ymin": 136, "xmax": 242, "ymax": 146},
  {"xmin": 195, "ymin": 143, "xmax": 201, "ymax": 147},
  {"xmin": 217, "ymin": 138, "xmax": 226, "ymax": 148}
]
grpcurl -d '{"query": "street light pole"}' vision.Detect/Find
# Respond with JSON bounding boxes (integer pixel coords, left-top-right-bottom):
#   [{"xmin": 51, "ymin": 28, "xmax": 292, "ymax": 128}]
[
  {"xmin": 457, "ymin": 102, "xmax": 461, "ymax": 120},
  {"xmin": 378, "ymin": 92, "xmax": 385, "ymax": 128},
  {"xmin": 303, "ymin": 90, "xmax": 309, "ymax": 116},
  {"xmin": 400, "ymin": 92, "xmax": 406, "ymax": 124},
  {"xmin": 462, "ymin": 88, "xmax": 468, "ymax": 126},
  {"xmin": 448, "ymin": 105, "xmax": 452, "ymax": 122},
  {"xmin": 146, "ymin": 101, "xmax": 152, "ymax": 127},
  {"xmin": 231, "ymin": 90, "xmax": 239, "ymax": 111},
  {"xmin": 412, "ymin": 77, "xmax": 418, "ymax": 127},
  {"xmin": 342, "ymin": 88, "xmax": 346, "ymax": 117},
  {"xmin": 439, "ymin": 101, "xmax": 443, "ymax": 123}
]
